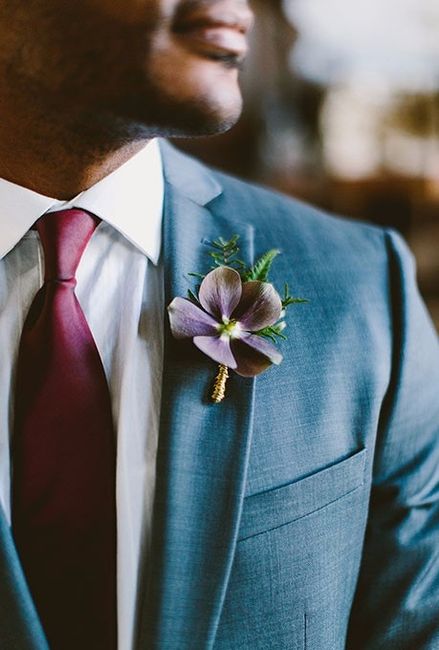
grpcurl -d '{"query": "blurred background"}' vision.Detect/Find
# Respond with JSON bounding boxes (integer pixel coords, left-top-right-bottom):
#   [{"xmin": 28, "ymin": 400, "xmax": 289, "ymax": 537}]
[{"xmin": 174, "ymin": 0, "xmax": 439, "ymax": 328}]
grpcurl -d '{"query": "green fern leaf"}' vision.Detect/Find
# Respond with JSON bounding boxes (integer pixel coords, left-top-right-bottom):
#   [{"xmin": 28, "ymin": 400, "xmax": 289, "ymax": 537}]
[{"xmin": 244, "ymin": 249, "xmax": 281, "ymax": 282}]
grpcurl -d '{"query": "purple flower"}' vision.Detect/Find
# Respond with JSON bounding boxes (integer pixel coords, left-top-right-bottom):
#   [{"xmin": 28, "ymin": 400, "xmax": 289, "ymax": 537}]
[{"xmin": 167, "ymin": 266, "xmax": 283, "ymax": 377}]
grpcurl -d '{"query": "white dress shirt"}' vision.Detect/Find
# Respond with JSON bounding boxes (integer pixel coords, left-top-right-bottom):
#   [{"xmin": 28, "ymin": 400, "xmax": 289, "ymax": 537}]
[{"xmin": 0, "ymin": 139, "xmax": 164, "ymax": 650}]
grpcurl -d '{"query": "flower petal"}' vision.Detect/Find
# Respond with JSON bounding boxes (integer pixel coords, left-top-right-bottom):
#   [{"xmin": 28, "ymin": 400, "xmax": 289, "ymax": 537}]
[
  {"xmin": 233, "ymin": 281, "xmax": 282, "ymax": 331},
  {"xmin": 199, "ymin": 267, "xmax": 242, "ymax": 320},
  {"xmin": 168, "ymin": 297, "xmax": 219, "ymax": 339},
  {"xmin": 193, "ymin": 335, "xmax": 238, "ymax": 369},
  {"xmin": 231, "ymin": 333, "xmax": 283, "ymax": 377}
]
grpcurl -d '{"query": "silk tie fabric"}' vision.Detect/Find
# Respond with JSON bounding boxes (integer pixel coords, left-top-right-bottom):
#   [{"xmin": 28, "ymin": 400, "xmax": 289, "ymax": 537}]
[{"xmin": 12, "ymin": 209, "xmax": 117, "ymax": 649}]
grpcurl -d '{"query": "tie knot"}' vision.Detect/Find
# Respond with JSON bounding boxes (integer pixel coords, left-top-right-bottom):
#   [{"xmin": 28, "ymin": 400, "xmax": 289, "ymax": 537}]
[{"xmin": 36, "ymin": 209, "xmax": 100, "ymax": 282}]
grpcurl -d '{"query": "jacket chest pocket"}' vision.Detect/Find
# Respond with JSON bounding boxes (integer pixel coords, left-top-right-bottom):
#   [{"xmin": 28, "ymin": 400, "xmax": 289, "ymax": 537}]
[
  {"xmin": 215, "ymin": 448, "xmax": 368, "ymax": 649},
  {"xmin": 238, "ymin": 447, "xmax": 367, "ymax": 542}
]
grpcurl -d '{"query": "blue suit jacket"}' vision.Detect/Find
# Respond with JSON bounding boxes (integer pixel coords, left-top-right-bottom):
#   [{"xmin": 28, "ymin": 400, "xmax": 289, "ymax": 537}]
[{"xmin": 1, "ymin": 141, "xmax": 439, "ymax": 649}]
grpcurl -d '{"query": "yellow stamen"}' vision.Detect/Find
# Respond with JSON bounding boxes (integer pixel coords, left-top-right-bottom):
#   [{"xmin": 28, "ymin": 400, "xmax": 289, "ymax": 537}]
[{"xmin": 218, "ymin": 319, "xmax": 240, "ymax": 337}]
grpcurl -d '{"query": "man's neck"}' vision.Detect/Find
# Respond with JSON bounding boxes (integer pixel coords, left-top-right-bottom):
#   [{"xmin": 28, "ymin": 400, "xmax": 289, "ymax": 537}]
[{"xmin": 0, "ymin": 88, "xmax": 150, "ymax": 200}]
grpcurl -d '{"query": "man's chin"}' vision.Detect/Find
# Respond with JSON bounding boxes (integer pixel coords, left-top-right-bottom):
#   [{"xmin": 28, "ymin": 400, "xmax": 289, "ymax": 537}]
[
  {"xmin": 107, "ymin": 91, "xmax": 243, "ymax": 140},
  {"xmin": 156, "ymin": 107, "xmax": 242, "ymax": 139},
  {"xmin": 162, "ymin": 75, "xmax": 244, "ymax": 138}
]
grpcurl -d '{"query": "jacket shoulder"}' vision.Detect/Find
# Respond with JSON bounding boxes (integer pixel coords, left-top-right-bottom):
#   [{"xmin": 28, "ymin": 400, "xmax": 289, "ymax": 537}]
[{"xmin": 209, "ymin": 167, "xmax": 389, "ymax": 264}]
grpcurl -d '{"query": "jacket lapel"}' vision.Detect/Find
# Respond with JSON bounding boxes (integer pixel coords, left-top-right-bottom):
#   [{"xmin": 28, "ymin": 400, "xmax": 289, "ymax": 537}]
[
  {"xmin": 0, "ymin": 508, "xmax": 48, "ymax": 649},
  {"xmin": 137, "ymin": 142, "xmax": 256, "ymax": 648}
]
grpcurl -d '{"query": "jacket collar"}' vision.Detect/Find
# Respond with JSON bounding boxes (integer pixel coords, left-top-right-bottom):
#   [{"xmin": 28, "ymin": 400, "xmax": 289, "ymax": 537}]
[{"xmin": 159, "ymin": 139, "xmax": 222, "ymax": 207}]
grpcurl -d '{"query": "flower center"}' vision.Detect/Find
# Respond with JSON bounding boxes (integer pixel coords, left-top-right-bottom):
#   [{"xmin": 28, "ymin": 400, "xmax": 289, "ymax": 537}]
[{"xmin": 218, "ymin": 317, "xmax": 241, "ymax": 338}]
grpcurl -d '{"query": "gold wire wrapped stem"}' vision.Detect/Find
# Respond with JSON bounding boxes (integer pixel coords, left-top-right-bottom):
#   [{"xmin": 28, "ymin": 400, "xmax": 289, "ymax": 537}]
[{"xmin": 211, "ymin": 364, "xmax": 229, "ymax": 403}]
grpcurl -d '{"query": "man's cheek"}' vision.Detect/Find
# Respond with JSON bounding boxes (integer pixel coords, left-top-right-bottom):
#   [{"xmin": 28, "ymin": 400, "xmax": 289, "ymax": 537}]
[{"xmin": 85, "ymin": 0, "xmax": 175, "ymax": 25}]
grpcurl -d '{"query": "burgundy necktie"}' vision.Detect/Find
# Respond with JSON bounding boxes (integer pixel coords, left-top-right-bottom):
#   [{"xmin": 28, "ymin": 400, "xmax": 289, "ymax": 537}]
[{"xmin": 12, "ymin": 209, "xmax": 117, "ymax": 650}]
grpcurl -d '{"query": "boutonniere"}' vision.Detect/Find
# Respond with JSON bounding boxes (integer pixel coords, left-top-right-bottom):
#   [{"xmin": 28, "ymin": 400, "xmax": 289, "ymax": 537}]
[{"xmin": 167, "ymin": 236, "xmax": 307, "ymax": 403}]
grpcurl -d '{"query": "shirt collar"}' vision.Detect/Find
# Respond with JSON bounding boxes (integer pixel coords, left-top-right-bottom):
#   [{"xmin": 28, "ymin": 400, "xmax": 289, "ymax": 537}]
[{"xmin": 0, "ymin": 139, "xmax": 164, "ymax": 264}]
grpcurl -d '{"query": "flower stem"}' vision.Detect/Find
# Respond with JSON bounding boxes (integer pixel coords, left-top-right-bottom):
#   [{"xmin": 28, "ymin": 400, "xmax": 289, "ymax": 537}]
[{"xmin": 211, "ymin": 364, "xmax": 229, "ymax": 403}]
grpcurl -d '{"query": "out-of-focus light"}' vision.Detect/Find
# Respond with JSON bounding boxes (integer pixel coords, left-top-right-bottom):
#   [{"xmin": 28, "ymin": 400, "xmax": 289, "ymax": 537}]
[
  {"xmin": 320, "ymin": 83, "xmax": 439, "ymax": 179},
  {"xmin": 320, "ymin": 85, "xmax": 389, "ymax": 179},
  {"xmin": 283, "ymin": 0, "xmax": 439, "ymax": 91}
]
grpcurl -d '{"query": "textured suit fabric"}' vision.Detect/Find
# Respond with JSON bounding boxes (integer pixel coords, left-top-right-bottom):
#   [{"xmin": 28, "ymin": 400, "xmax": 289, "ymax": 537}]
[{"xmin": 1, "ymin": 141, "xmax": 438, "ymax": 649}]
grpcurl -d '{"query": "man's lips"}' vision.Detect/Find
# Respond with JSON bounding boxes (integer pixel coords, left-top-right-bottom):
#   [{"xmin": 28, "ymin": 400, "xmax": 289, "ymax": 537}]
[
  {"xmin": 176, "ymin": 24, "xmax": 249, "ymax": 58},
  {"xmin": 173, "ymin": 2, "xmax": 254, "ymax": 59}
]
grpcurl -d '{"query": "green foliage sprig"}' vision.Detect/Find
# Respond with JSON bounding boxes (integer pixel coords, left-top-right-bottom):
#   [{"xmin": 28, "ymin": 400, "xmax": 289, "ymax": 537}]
[
  {"xmin": 206, "ymin": 235, "xmax": 246, "ymax": 271},
  {"xmin": 243, "ymin": 249, "xmax": 280, "ymax": 282},
  {"xmin": 187, "ymin": 235, "xmax": 308, "ymax": 342}
]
